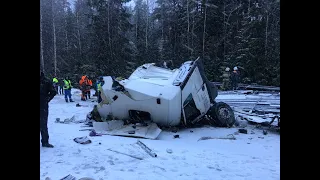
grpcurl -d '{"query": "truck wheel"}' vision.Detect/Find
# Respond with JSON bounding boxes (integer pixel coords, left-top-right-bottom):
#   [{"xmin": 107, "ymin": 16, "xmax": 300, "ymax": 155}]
[{"xmin": 208, "ymin": 102, "xmax": 235, "ymax": 127}]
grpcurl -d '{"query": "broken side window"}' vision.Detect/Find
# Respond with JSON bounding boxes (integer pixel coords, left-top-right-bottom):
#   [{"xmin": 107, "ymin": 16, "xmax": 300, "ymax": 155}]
[{"xmin": 183, "ymin": 93, "xmax": 201, "ymax": 123}]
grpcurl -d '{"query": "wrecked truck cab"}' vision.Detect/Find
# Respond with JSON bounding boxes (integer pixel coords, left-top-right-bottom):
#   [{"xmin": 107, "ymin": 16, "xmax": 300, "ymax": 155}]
[{"xmin": 93, "ymin": 57, "xmax": 235, "ymax": 128}]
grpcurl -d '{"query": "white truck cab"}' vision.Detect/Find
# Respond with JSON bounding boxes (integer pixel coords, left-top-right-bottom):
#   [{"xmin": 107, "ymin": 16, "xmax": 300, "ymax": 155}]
[{"xmin": 94, "ymin": 57, "xmax": 234, "ymax": 128}]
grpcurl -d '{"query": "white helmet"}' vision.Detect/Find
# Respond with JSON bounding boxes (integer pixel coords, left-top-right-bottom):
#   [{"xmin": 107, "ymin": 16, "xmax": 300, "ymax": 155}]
[
  {"xmin": 225, "ymin": 67, "xmax": 230, "ymax": 71},
  {"xmin": 233, "ymin": 67, "xmax": 238, "ymax": 71}
]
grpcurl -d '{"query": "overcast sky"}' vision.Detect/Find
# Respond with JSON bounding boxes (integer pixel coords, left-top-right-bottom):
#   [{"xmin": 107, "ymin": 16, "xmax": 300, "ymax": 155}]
[
  {"xmin": 67, "ymin": 0, "xmax": 160, "ymax": 11},
  {"xmin": 67, "ymin": 0, "xmax": 136, "ymax": 8}
]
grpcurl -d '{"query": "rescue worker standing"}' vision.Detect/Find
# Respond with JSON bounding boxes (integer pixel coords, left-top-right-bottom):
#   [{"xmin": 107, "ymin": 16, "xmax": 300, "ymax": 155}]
[
  {"xmin": 52, "ymin": 77, "xmax": 59, "ymax": 93},
  {"xmin": 221, "ymin": 67, "xmax": 231, "ymax": 91},
  {"xmin": 63, "ymin": 76, "xmax": 74, "ymax": 102},
  {"xmin": 97, "ymin": 76, "xmax": 105, "ymax": 103},
  {"xmin": 86, "ymin": 76, "xmax": 93, "ymax": 99},
  {"xmin": 79, "ymin": 75, "xmax": 93, "ymax": 101},
  {"xmin": 230, "ymin": 66, "xmax": 240, "ymax": 90},
  {"xmin": 93, "ymin": 77, "xmax": 100, "ymax": 96},
  {"xmin": 40, "ymin": 71, "xmax": 56, "ymax": 148},
  {"xmin": 79, "ymin": 75, "xmax": 86, "ymax": 101}
]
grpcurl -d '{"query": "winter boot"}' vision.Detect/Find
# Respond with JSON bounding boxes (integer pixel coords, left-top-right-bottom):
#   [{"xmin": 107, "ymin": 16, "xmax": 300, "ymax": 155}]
[
  {"xmin": 70, "ymin": 99, "xmax": 74, "ymax": 102},
  {"xmin": 65, "ymin": 98, "xmax": 68, "ymax": 102},
  {"xmin": 42, "ymin": 143, "xmax": 54, "ymax": 148}
]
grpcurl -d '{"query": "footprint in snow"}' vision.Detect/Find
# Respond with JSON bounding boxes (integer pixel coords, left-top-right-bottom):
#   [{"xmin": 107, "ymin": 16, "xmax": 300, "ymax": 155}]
[
  {"xmin": 94, "ymin": 166, "xmax": 106, "ymax": 174},
  {"xmin": 181, "ymin": 150, "xmax": 188, "ymax": 153},
  {"xmin": 154, "ymin": 166, "xmax": 166, "ymax": 172},
  {"xmin": 159, "ymin": 157, "xmax": 168, "ymax": 160},
  {"xmin": 108, "ymin": 155, "xmax": 113, "ymax": 160},
  {"xmin": 56, "ymin": 160, "xmax": 63, "ymax": 164},
  {"xmin": 72, "ymin": 166, "xmax": 79, "ymax": 171},
  {"xmin": 207, "ymin": 165, "xmax": 215, "ymax": 169},
  {"xmin": 107, "ymin": 160, "xmax": 115, "ymax": 165}
]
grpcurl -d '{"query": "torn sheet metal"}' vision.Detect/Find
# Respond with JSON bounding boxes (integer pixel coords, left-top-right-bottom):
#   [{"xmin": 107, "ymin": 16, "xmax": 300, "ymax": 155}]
[{"xmin": 93, "ymin": 121, "xmax": 162, "ymax": 140}]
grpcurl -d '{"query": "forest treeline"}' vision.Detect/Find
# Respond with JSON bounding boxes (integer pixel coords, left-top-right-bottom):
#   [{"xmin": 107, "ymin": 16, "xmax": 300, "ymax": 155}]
[{"xmin": 40, "ymin": 0, "xmax": 280, "ymax": 86}]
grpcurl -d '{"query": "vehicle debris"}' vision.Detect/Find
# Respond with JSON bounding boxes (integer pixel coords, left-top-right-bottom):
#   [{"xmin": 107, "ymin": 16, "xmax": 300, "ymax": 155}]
[
  {"xmin": 91, "ymin": 121, "xmax": 162, "ymax": 140},
  {"xmin": 107, "ymin": 149, "xmax": 143, "ymax": 160},
  {"xmin": 76, "ymin": 103, "xmax": 89, "ymax": 107},
  {"xmin": 198, "ymin": 134, "xmax": 236, "ymax": 141},
  {"xmin": 217, "ymin": 92, "xmax": 280, "ymax": 133},
  {"xmin": 238, "ymin": 129, "xmax": 248, "ymax": 134},
  {"xmin": 166, "ymin": 149, "xmax": 173, "ymax": 154},
  {"xmin": 73, "ymin": 136, "xmax": 92, "ymax": 144},
  {"xmin": 136, "ymin": 140, "xmax": 157, "ymax": 158},
  {"xmin": 89, "ymin": 130, "xmax": 106, "ymax": 137},
  {"xmin": 263, "ymin": 130, "xmax": 268, "ymax": 135},
  {"xmin": 60, "ymin": 174, "xmax": 76, "ymax": 180}
]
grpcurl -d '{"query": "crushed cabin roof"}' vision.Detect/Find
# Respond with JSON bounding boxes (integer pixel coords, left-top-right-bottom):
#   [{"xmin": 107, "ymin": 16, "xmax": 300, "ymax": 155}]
[{"xmin": 120, "ymin": 63, "xmax": 182, "ymax": 100}]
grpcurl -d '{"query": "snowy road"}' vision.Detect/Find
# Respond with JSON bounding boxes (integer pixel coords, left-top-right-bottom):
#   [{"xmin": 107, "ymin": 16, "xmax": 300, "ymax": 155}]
[{"xmin": 40, "ymin": 89, "xmax": 280, "ymax": 180}]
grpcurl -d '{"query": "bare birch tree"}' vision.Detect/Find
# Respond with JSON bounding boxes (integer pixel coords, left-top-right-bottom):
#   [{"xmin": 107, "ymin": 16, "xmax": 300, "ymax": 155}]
[{"xmin": 52, "ymin": 0, "xmax": 57, "ymax": 76}]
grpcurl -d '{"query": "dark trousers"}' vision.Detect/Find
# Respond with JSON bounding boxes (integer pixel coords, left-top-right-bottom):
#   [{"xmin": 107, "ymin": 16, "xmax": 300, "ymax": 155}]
[
  {"xmin": 81, "ymin": 90, "xmax": 86, "ymax": 100},
  {"xmin": 40, "ymin": 108, "xmax": 49, "ymax": 144},
  {"xmin": 231, "ymin": 81, "xmax": 238, "ymax": 90},
  {"xmin": 59, "ymin": 86, "xmax": 64, "ymax": 94},
  {"xmin": 98, "ymin": 91, "xmax": 102, "ymax": 103},
  {"xmin": 81, "ymin": 91, "xmax": 91, "ymax": 100},
  {"xmin": 86, "ymin": 90, "xmax": 91, "ymax": 99},
  {"xmin": 54, "ymin": 84, "xmax": 59, "ymax": 93}
]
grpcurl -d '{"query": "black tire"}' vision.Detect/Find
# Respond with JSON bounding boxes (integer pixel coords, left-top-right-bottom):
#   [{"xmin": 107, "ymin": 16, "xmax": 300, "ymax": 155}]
[{"xmin": 207, "ymin": 102, "xmax": 235, "ymax": 127}]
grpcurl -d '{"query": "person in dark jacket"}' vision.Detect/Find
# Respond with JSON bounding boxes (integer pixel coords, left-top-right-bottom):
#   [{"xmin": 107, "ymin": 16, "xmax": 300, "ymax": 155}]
[
  {"xmin": 58, "ymin": 78, "xmax": 64, "ymax": 95},
  {"xmin": 40, "ymin": 71, "xmax": 56, "ymax": 148},
  {"xmin": 221, "ymin": 67, "xmax": 231, "ymax": 90},
  {"xmin": 230, "ymin": 66, "xmax": 240, "ymax": 90}
]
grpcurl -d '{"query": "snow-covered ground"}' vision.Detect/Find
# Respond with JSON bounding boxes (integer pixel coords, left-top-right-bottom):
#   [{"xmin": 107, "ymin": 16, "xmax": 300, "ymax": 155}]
[{"xmin": 40, "ymin": 89, "xmax": 280, "ymax": 180}]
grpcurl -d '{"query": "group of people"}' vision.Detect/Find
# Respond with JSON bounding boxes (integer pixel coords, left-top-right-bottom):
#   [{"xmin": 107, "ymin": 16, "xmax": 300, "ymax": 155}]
[
  {"xmin": 51, "ymin": 75, "xmax": 106, "ymax": 103},
  {"xmin": 52, "ymin": 76, "xmax": 74, "ymax": 102},
  {"xmin": 41, "ymin": 72, "xmax": 106, "ymax": 148},
  {"xmin": 79, "ymin": 75, "xmax": 106, "ymax": 103},
  {"xmin": 221, "ymin": 66, "xmax": 240, "ymax": 91}
]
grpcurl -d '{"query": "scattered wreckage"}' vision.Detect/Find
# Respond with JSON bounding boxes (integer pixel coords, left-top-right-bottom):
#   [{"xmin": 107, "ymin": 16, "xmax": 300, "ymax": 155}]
[
  {"xmin": 86, "ymin": 57, "xmax": 236, "ymax": 139},
  {"xmin": 216, "ymin": 90, "xmax": 280, "ymax": 133}
]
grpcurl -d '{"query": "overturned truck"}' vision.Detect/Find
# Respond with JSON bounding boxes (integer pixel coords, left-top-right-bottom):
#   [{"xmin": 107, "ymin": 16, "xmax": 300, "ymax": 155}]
[{"xmin": 88, "ymin": 58, "xmax": 235, "ymax": 138}]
